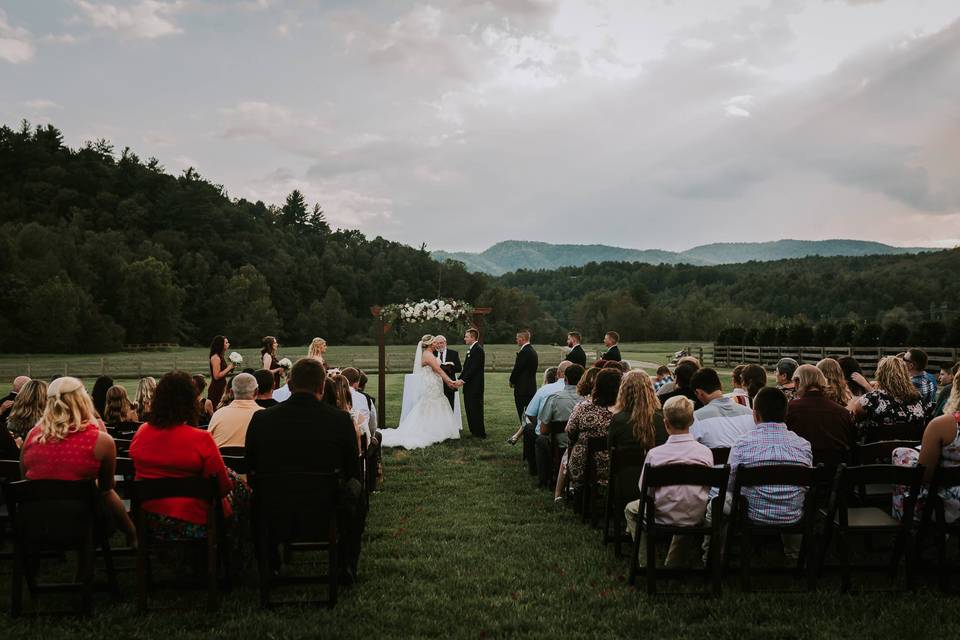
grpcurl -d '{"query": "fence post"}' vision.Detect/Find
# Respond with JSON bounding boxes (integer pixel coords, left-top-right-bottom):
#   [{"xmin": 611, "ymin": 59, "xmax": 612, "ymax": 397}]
[
  {"xmin": 698, "ymin": 347, "xmax": 703, "ymax": 364},
  {"xmin": 26, "ymin": 359, "xmax": 31, "ymax": 378},
  {"xmin": 138, "ymin": 361, "xmax": 142, "ymax": 379},
  {"xmin": 100, "ymin": 357, "xmax": 105, "ymax": 375}
]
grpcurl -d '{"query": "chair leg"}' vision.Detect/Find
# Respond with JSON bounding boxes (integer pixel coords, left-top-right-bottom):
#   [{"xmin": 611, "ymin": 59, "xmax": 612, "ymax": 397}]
[
  {"xmin": 100, "ymin": 535, "xmax": 119, "ymax": 597},
  {"xmin": 838, "ymin": 529, "xmax": 851, "ymax": 593},
  {"xmin": 628, "ymin": 526, "xmax": 641, "ymax": 586},
  {"xmin": 80, "ymin": 540, "xmax": 94, "ymax": 615},
  {"xmin": 207, "ymin": 533, "xmax": 219, "ymax": 611},
  {"xmin": 328, "ymin": 526, "xmax": 338, "ymax": 608},
  {"xmin": 646, "ymin": 530, "xmax": 657, "ymax": 596},
  {"xmin": 136, "ymin": 542, "xmax": 148, "ymax": 612},
  {"xmin": 257, "ymin": 535, "xmax": 271, "ymax": 609},
  {"xmin": 938, "ymin": 522, "xmax": 949, "ymax": 592},
  {"xmin": 709, "ymin": 534, "xmax": 723, "ymax": 597},
  {"xmin": 11, "ymin": 543, "xmax": 23, "ymax": 617},
  {"xmin": 740, "ymin": 526, "xmax": 752, "ymax": 592}
]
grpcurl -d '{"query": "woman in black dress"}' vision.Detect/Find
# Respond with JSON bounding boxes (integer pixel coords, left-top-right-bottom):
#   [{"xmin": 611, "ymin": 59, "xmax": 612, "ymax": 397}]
[
  {"xmin": 208, "ymin": 335, "xmax": 235, "ymax": 409},
  {"xmin": 260, "ymin": 335, "xmax": 283, "ymax": 390}
]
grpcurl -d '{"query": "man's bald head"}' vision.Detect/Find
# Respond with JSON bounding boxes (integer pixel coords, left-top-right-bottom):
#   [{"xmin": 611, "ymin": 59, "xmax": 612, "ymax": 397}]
[
  {"xmin": 557, "ymin": 360, "xmax": 571, "ymax": 376},
  {"xmin": 12, "ymin": 376, "xmax": 30, "ymax": 392}
]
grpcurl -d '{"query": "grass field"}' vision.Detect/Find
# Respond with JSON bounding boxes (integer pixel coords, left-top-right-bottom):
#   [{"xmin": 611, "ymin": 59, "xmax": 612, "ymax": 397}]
[{"xmin": 4, "ymin": 369, "xmax": 959, "ymax": 638}]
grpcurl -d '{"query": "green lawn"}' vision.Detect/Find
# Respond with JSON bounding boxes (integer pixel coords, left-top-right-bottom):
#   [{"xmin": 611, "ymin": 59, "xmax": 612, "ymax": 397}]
[{"xmin": 4, "ymin": 371, "xmax": 958, "ymax": 638}]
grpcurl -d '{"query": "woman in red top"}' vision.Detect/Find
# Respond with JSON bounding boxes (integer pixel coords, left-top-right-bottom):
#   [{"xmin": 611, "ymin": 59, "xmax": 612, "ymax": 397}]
[
  {"xmin": 130, "ymin": 371, "xmax": 250, "ymax": 569},
  {"xmin": 20, "ymin": 376, "xmax": 137, "ymax": 545}
]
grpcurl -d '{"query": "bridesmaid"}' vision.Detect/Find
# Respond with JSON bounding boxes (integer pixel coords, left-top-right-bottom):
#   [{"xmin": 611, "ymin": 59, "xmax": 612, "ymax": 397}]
[
  {"xmin": 208, "ymin": 335, "xmax": 235, "ymax": 409},
  {"xmin": 261, "ymin": 336, "xmax": 283, "ymax": 390},
  {"xmin": 308, "ymin": 337, "xmax": 327, "ymax": 365}
]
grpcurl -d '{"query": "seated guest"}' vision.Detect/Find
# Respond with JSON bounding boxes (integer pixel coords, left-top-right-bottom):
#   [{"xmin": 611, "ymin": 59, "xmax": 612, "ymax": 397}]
[
  {"xmin": 653, "ymin": 365, "xmax": 674, "ymax": 392},
  {"xmin": 208, "ymin": 373, "xmax": 262, "ymax": 448},
  {"xmin": 740, "ymin": 364, "xmax": 768, "ymax": 406},
  {"xmin": 327, "ymin": 373, "xmax": 364, "ymax": 451},
  {"xmin": 566, "ymin": 368, "xmax": 621, "ymax": 489},
  {"xmin": 534, "ymin": 364, "xmax": 584, "ymax": 491},
  {"xmin": 550, "ymin": 366, "xmax": 601, "ymax": 501},
  {"xmin": 689, "ymin": 368, "xmax": 755, "ymax": 448},
  {"xmin": 507, "ymin": 366, "xmax": 562, "ymax": 446},
  {"xmin": 903, "ymin": 348, "xmax": 938, "ymax": 414},
  {"xmin": 720, "ymin": 388, "xmax": 812, "ymax": 558},
  {"xmin": 892, "ymin": 372, "xmax": 960, "ymax": 521},
  {"xmin": 253, "ymin": 369, "xmax": 279, "ymax": 409},
  {"xmin": 103, "ymin": 385, "xmax": 140, "ymax": 425},
  {"xmin": 838, "ymin": 356, "xmax": 872, "ymax": 397},
  {"xmin": 91, "ymin": 375, "xmax": 114, "ymax": 419},
  {"xmin": 657, "ymin": 356, "xmax": 701, "ymax": 398},
  {"xmin": 5, "ymin": 379, "xmax": 47, "ymax": 440},
  {"xmin": 0, "ymin": 375, "xmax": 31, "ymax": 424},
  {"xmin": 342, "ymin": 367, "xmax": 377, "ymax": 440},
  {"xmin": 935, "ymin": 362, "xmax": 958, "ymax": 417},
  {"xmin": 245, "ymin": 358, "xmax": 365, "ymax": 582},
  {"xmin": 130, "ymin": 372, "xmax": 249, "ymax": 568},
  {"xmin": 601, "ymin": 331, "xmax": 622, "ymax": 362},
  {"xmin": 816, "ymin": 358, "xmax": 853, "ymax": 405},
  {"xmin": 775, "ymin": 358, "xmax": 800, "ymax": 402},
  {"xmin": 565, "ymin": 332, "xmax": 587, "ymax": 368},
  {"xmin": 357, "ymin": 372, "xmax": 382, "ymax": 491},
  {"xmin": 848, "ymin": 356, "xmax": 926, "ymax": 438},
  {"xmin": 192, "ymin": 375, "xmax": 215, "ymax": 425},
  {"xmin": 609, "ymin": 370, "xmax": 667, "ymax": 449},
  {"xmin": 134, "ymin": 376, "xmax": 157, "ymax": 421},
  {"xmin": 658, "ymin": 361, "xmax": 702, "ymax": 409},
  {"xmin": 786, "ymin": 365, "xmax": 856, "ymax": 463},
  {"xmin": 21, "ymin": 377, "xmax": 136, "ymax": 545},
  {"xmin": 724, "ymin": 365, "xmax": 750, "ymax": 407},
  {"xmin": 625, "ymin": 395, "xmax": 713, "ymax": 567}
]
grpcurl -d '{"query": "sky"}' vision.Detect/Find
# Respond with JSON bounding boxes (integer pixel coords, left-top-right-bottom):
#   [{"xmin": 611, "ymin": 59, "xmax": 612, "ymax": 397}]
[{"xmin": 1, "ymin": 0, "xmax": 959, "ymax": 253}]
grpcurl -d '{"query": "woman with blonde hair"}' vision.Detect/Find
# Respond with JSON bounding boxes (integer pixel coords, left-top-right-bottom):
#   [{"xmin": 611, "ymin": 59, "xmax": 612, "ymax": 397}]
[
  {"xmin": 325, "ymin": 373, "xmax": 363, "ymax": 452},
  {"xmin": 609, "ymin": 370, "xmax": 666, "ymax": 449},
  {"xmin": 817, "ymin": 358, "xmax": 853, "ymax": 405},
  {"xmin": 134, "ymin": 376, "xmax": 157, "ymax": 421},
  {"xmin": 308, "ymin": 337, "xmax": 327, "ymax": 364},
  {"xmin": 20, "ymin": 377, "xmax": 136, "ymax": 545},
  {"xmin": 103, "ymin": 385, "xmax": 140, "ymax": 426},
  {"xmin": 849, "ymin": 356, "xmax": 926, "ymax": 437},
  {"xmin": 6, "ymin": 379, "xmax": 48, "ymax": 440}
]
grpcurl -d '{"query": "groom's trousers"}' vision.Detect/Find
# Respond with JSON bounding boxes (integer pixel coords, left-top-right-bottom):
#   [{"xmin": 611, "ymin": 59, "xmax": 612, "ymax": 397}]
[{"xmin": 463, "ymin": 384, "xmax": 485, "ymax": 438}]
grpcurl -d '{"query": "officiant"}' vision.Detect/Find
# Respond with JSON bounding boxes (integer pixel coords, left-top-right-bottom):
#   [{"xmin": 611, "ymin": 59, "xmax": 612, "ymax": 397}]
[{"xmin": 433, "ymin": 335, "xmax": 462, "ymax": 409}]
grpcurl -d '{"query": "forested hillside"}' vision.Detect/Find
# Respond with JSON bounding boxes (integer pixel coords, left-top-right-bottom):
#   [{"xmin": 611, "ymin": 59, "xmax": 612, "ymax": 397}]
[{"xmin": 2, "ymin": 121, "xmax": 957, "ymax": 353}]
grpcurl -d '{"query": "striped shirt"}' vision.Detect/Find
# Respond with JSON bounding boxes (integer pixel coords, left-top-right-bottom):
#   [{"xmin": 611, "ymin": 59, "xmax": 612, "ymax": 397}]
[{"xmin": 728, "ymin": 422, "xmax": 812, "ymax": 525}]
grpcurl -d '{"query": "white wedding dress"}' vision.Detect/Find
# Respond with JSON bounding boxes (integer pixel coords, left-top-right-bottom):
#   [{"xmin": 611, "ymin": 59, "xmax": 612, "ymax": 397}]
[{"xmin": 380, "ymin": 345, "xmax": 461, "ymax": 449}]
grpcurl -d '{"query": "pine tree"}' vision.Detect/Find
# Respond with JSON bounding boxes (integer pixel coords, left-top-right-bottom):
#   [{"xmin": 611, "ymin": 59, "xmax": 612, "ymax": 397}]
[{"xmin": 281, "ymin": 189, "xmax": 308, "ymax": 226}]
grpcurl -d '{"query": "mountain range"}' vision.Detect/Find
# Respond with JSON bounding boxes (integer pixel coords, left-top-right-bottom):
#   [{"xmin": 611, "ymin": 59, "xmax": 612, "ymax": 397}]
[{"xmin": 432, "ymin": 239, "xmax": 936, "ymax": 276}]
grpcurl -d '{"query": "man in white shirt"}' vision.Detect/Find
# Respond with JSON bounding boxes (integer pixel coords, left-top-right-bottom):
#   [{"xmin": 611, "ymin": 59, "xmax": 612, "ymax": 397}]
[
  {"xmin": 341, "ymin": 367, "xmax": 376, "ymax": 439},
  {"xmin": 689, "ymin": 368, "xmax": 755, "ymax": 448}
]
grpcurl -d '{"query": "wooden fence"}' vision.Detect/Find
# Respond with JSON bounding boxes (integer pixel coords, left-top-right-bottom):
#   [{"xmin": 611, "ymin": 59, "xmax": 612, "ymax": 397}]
[{"xmin": 713, "ymin": 345, "xmax": 958, "ymax": 376}]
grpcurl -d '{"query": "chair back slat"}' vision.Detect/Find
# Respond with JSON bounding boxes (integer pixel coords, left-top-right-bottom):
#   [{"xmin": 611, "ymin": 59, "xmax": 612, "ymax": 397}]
[
  {"xmin": 221, "ymin": 456, "xmax": 248, "ymax": 475},
  {"xmin": 218, "ymin": 446, "xmax": 246, "ymax": 458},
  {"xmin": 840, "ymin": 463, "xmax": 924, "ymax": 489},
  {"xmin": 608, "ymin": 445, "xmax": 647, "ymax": 503},
  {"xmin": 0, "ymin": 458, "xmax": 22, "ymax": 482},
  {"xmin": 251, "ymin": 472, "xmax": 341, "ymax": 541},
  {"xmin": 642, "ymin": 462, "xmax": 730, "ymax": 489},
  {"xmin": 711, "ymin": 447, "xmax": 730, "ymax": 465},
  {"xmin": 854, "ymin": 441, "xmax": 920, "ymax": 466},
  {"xmin": 131, "ymin": 476, "xmax": 219, "ymax": 503},
  {"xmin": 546, "ymin": 420, "xmax": 567, "ymax": 436},
  {"xmin": 735, "ymin": 464, "xmax": 819, "ymax": 488},
  {"xmin": 4, "ymin": 479, "xmax": 99, "ymax": 544}
]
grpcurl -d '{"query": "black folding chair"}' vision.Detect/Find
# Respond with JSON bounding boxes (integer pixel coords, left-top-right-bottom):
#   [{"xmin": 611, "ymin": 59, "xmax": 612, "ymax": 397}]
[
  {"xmin": 725, "ymin": 464, "xmax": 826, "ymax": 591},
  {"xmin": 862, "ymin": 421, "xmax": 925, "ymax": 444},
  {"xmin": 581, "ymin": 435, "xmax": 609, "ymax": 527},
  {"xmin": 604, "ymin": 445, "xmax": 647, "ymax": 556},
  {"xmin": 218, "ymin": 446, "xmax": 246, "ymax": 458},
  {"xmin": 251, "ymin": 471, "xmax": 341, "ymax": 608},
  {"xmin": 106, "ymin": 421, "xmax": 142, "ymax": 440},
  {"xmin": 917, "ymin": 465, "xmax": 960, "ymax": 592},
  {"xmin": 546, "ymin": 420, "xmax": 568, "ymax": 488},
  {"xmin": 853, "ymin": 441, "xmax": 920, "ymax": 508},
  {"xmin": 629, "ymin": 463, "xmax": 730, "ymax": 595},
  {"xmin": 4, "ymin": 479, "xmax": 118, "ymax": 616},
  {"xmin": 130, "ymin": 476, "xmax": 224, "ymax": 611},
  {"xmin": 0, "ymin": 459, "xmax": 21, "ymax": 550},
  {"xmin": 114, "ymin": 438, "xmax": 132, "ymax": 457},
  {"xmin": 819, "ymin": 463, "xmax": 924, "ymax": 592}
]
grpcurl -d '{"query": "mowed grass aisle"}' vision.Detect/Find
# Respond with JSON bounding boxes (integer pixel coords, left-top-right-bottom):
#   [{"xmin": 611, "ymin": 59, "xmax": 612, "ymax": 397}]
[{"xmin": 5, "ymin": 373, "xmax": 960, "ymax": 638}]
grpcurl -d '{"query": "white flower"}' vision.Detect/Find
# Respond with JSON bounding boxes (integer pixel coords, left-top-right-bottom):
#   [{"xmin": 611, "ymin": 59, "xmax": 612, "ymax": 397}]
[
  {"xmin": 229, "ymin": 352, "xmax": 243, "ymax": 364},
  {"xmin": 279, "ymin": 357, "xmax": 292, "ymax": 368}
]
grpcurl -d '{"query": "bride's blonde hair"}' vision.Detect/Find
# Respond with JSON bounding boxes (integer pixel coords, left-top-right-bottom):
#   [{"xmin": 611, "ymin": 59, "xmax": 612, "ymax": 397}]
[{"xmin": 420, "ymin": 334, "xmax": 435, "ymax": 349}]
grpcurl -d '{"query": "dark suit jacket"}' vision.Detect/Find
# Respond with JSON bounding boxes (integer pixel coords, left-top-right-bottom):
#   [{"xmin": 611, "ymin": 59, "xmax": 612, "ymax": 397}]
[
  {"xmin": 245, "ymin": 392, "xmax": 360, "ymax": 481},
  {"xmin": 509, "ymin": 343, "xmax": 539, "ymax": 399},
  {"xmin": 602, "ymin": 344, "xmax": 622, "ymax": 362},
  {"xmin": 565, "ymin": 344, "xmax": 587, "ymax": 368},
  {"xmin": 435, "ymin": 348, "xmax": 462, "ymax": 381},
  {"xmin": 460, "ymin": 343, "xmax": 485, "ymax": 390}
]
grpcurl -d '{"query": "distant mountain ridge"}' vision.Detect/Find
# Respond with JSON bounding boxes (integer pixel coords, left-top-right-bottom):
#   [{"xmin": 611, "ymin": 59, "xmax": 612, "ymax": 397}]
[{"xmin": 432, "ymin": 239, "xmax": 936, "ymax": 275}]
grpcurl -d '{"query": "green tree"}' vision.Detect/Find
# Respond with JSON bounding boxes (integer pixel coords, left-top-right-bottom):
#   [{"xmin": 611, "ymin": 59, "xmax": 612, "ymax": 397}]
[
  {"xmin": 281, "ymin": 189, "xmax": 308, "ymax": 227},
  {"xmin": 219, "ymin": 265, "xmax": 281, "ymax": 345},
  {"xmin": 118, "ymin": 257, "xmax": 185, "ymax": 343}
]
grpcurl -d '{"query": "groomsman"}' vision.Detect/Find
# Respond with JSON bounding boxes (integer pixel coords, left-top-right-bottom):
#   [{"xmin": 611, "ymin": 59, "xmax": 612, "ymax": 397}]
[
  {"xmin": 433, "ymin": 335, "xmax": 461, "ymax": 410},
  {"xmin": 509, "ymin": 330, "xmax": 539, "ymax": 420},
  {"xmin": 460, "ymin": 328, "xmax": 486, "ymax": 438},
  {"xmin": 602, "ymin": 331, "xmax": 622, "ymax": 362},
  {"xmin": 564, "ymin": 332, "xmax": 587, "ymax": 368}
]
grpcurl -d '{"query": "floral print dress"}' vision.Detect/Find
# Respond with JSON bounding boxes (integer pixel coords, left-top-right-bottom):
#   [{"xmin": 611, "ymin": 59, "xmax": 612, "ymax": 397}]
[
  {"xmin": 893, "ymin": 413, "xmax": 960, "ymax": 523},
  {"xmin": 856, "ymin": 389, "xmax": 926, "ymax": 440},
  {"xmin": 565, "ymin": 402, "xmax": 613, "ymax": 486}
]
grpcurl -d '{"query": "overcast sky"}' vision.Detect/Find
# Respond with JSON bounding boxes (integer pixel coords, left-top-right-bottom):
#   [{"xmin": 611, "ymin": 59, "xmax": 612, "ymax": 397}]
[{"xmin": 2, "ymin": 0, "xmax": 959, "ymax": 252}]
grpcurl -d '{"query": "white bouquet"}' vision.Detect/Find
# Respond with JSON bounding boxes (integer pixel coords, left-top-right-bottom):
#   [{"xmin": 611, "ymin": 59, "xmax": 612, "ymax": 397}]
[
  {"xmin": 279, "ymin": 357, "xmax": 293, "ymax": 369},
  {"xmin": 228, "ymin": 351, "xmax": 243, "ymax": 365}
]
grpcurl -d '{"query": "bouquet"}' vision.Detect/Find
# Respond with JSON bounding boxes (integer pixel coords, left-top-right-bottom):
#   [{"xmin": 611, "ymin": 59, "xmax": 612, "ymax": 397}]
[
  {"xmin": 228, "ymin": 352, "xmax": 244, "ymax": 365},
  {"xmin": 279, "ymin": 357, "xmax": 293, "ymax": 369}
]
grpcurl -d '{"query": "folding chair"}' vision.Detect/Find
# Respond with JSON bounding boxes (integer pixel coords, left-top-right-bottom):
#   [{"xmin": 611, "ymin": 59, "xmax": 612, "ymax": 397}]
[
  {"xmin": 917, "ymin": 465, "xmax": 960, "ymax": 592},
  {"xmin": 628, "ymin": 463, "xmax": 730, "ymax": 595},
  {"xmin": 604, "ymin": 445, "xmax": 647, "ymax": 556},
  {"xmin": 130, "ymin": 476, "xmax": 224, "ymax": 611},
  {"xmin": 0, "ymin": 459, "xmax": 21, "ymax": 550},
  {"xmin": 862, "ymin": 421, "xmax": 925, "ymax": 444},
  {"xmin": 113, "ymin": 438, "xmax": 132, "ymax": 457},
  {"xmin": 218, "ymin": 446, "xmax": 246, "ymax": 458},
  {"xmin": 545, "ymin": 420, "xmax": 568, "ymax": 488},
  {"xmin": 711, "ymin": 448, "xmax": 730, "ymax": 465},
  {"xmin": 106, "ymin": 421, "xmax": 142, "ymax": 440},
  {"xmin": 725, "ymin": 464, "xmax": 826, "ymax": 591},
  {"xmin": 581, "ymin": 435, "xmax": 609, "ymax": 527},
  {"xmin": 4, "ymin": 479, "xmax": 117, "ymax": 616},
  {"xmin": 853, "ymin": 441, "xmax": 920, "ymax": 508},
  {"xmin": 820, "ymin": 463, "xmax": 924, "ymax": 592},
  {"xmin": 251, "ymin": 471, "xmax": 341, "ymax": 608}
]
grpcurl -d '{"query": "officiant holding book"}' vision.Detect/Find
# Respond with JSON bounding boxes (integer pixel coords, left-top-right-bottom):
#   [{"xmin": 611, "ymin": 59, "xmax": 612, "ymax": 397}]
[{"xmin": 433, "ymin": 335, "xmax": 462, "ymax": 409}]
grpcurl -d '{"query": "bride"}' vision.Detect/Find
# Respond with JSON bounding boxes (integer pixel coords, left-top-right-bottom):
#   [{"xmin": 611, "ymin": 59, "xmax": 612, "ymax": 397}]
[{"xmin": 380, "ymin": 334, "xmax": 463, "ymax": 449}]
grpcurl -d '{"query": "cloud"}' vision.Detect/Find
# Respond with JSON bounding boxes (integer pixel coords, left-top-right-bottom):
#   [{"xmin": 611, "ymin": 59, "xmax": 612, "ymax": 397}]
[
  {"xmin": 218, "ymin": 101, "xmax": 331, "ymax": 157},
  {"xmin": 0, "ymin": 9, "xmax": 34, "ymax": 63},
  {"xmin": 23, "ymin": 99, "xmax": 61, "ymax": 110},
  {"xmin": 72, "ymin": 0, "xmax": 185, "ymax": 40}
]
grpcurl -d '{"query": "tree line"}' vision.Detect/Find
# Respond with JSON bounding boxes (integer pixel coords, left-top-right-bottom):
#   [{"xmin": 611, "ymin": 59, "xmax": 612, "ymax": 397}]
[{"xmin": 1, "ymin": 121, "xmax": 957, "ymax": 353}]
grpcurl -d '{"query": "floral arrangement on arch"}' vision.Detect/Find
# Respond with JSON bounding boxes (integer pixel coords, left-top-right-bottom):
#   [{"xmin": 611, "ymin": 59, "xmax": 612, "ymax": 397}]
[{"xmin": 379, "ymin": 298, "xmax": 474, "ymax": 325}]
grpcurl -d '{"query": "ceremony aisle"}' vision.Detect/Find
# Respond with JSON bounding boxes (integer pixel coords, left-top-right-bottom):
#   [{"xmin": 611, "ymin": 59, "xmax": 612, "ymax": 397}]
[{"xmin": 4, "ymin": 372, "xmax": 955, "ymax": 639}]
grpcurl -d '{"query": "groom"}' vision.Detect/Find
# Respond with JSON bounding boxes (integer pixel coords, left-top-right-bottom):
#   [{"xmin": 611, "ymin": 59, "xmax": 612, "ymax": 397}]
[
  {"xmin": 433, "ymin": 335, "xmax": 461, "ymax": 410},
  {"xmin": 460, "ymin": 328, "xmax": 486, "ymax": 438}
]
